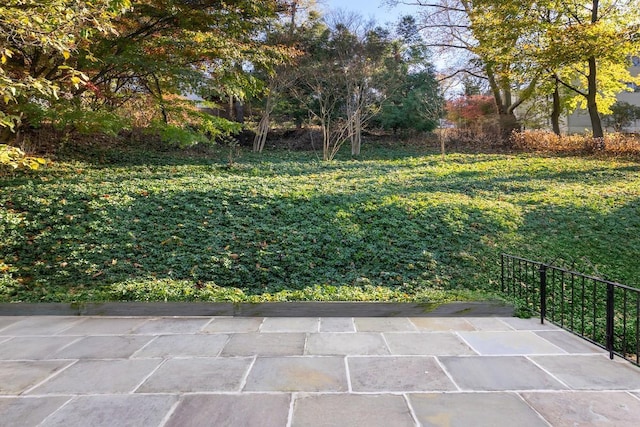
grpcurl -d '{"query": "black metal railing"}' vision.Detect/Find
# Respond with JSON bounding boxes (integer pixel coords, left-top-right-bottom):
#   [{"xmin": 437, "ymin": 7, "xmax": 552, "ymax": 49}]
[{"xmin": 501, "ymin": 253, "xmax": 640, "ymax": 367}]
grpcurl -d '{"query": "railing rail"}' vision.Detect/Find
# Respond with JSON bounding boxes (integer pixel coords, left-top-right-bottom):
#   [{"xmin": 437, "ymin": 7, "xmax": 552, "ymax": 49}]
[{"xmin": 501, "ymin": 253, "xmax": 640, "ymax": 367}]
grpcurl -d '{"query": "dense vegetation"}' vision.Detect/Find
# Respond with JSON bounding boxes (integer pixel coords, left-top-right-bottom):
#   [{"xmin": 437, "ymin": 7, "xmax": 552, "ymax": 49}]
[{"xmin": 2, "ymin": 141, "xmax": 639, "ymax": 303}]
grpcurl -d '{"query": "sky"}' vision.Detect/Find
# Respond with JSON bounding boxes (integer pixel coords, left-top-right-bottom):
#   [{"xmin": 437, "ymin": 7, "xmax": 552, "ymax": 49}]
[{"xmin": 320, "ymin": 0, "xmax": 418, "ymax": 27}]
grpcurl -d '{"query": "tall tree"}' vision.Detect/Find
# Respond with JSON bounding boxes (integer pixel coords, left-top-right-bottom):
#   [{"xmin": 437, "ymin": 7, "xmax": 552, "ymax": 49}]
[
  {"xmin": 375, "ymin": 16, "xmax": 443, "ymax": 134},
  {"xmin": 386, "ymin": 0, "xmax": 538, "ymax": 139},
  {"xmin": 391, "ymin": 0, "xmax": 640, "ymax": 140},
  {"xmin": 1, "ymin": 0, "xmax": 295, "ymax": 143},
  {"xmin": 0, "ymin": 0, "xmax": 130, "ymax": 138},
  {"xmin": 542, "ymin": 0, "xmax": 639, "ymax": 139},
  {"xmin": 252, "ymin": 1, "xmax": 318, "ymax": 153}
]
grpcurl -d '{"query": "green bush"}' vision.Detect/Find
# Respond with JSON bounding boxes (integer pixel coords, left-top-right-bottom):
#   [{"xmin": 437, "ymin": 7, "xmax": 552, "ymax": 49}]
[{"xmin": 0, "ymin": 144, "xmax": 46, "ymax": 170}]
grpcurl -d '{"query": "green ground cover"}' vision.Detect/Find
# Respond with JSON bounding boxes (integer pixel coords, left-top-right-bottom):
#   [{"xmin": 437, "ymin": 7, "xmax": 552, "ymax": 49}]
[{"xmin": 1, "ymin": 143, "xmax": 639, "ymax": 303}]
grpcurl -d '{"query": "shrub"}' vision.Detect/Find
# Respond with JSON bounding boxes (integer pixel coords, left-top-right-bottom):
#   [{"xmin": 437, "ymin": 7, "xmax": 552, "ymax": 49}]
[
  {"xmin": 0, "ymin": 144, "xmax": 46, "ymax": 171},
  {"xmin": 510, "ymin": 130, "xmax": 640, "ymax": 155}
]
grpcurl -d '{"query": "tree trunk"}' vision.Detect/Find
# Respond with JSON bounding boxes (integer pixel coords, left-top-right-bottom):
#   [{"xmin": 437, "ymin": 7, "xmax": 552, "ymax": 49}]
[
  {"xmin": 498, "ymin": 111, "xmax": 520, "ymax": 142},
  {"xmin": 551, "ymin": 79, "xmax": 561, "ymax": 135},
  {"xmin": 234, "ymin": 98, "xmax": 244, "ymax": 124},
  {"xmin": 351, "ymin": 109, "xmax": 362, "ymax": 156},
  {"xmin": 322, "ymin": 122, "xmax": 330, "ymax": 161},
  {"xmin": 253, "ymin": 112, "xmax": 270, "ymax": 153},
  {"xmin": 586, "ymin": 56, "xmax": 604, "ymax": 141}
]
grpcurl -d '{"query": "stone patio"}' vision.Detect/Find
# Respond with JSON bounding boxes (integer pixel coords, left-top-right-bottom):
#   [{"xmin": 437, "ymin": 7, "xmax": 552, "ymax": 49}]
[{"xmin": 1, "ymin": 315, "xmax": 640, "ymax": 426}]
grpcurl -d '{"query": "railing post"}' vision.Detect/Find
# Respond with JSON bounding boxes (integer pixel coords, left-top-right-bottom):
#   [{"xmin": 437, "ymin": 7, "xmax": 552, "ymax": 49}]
[
  {"xmin": 606, "ymin": 282, "xmax": 615, "ymax": 360},
  {"xmin": 539, "ymin": 264, "xmax": 547, "ymax": 325}
]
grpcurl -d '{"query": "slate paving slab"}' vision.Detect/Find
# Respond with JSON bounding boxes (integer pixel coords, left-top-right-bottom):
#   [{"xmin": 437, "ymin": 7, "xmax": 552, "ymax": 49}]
[
  {"xmin": 354, "ymin": 318, "xmax": 417, "ymax": 332},
  {"xmin": 221, "ymin": 332, "xmax": 305, "ymax": 356},
  {"xmin": 0, "ymin": 317, "xmax": 82, "ymax": 336},
  {"xmin": 131, "ymin": 334, "xmax": 229, "ymax": 358},
  {"xmin": 0, "ymin": 396, "xmax": 71, "ymax": 427},
  {"xmin": 61, "ymin": 318, "xmax": 148, "ymax": 335},
  {"xmin": 0, "ymin": 336, "xmax": 79, "ymax": 360},
  {"xmin": 410, "ymin": 318, "xmax": 476, "ymax": 331},
  {"xmin": 500, "ymin": 317, "xmax": 560, "ymax": 331},
  {"xmin": 348, "ymin": 356, "xmax": 457, "ymax": 392},
  {"xmin": 164, "ymin": 394, "xmax": 291, "ymax": 427},
  {"xmin": 39, "ymin": 394, "xmax": 177, "ymax": 427},
  {"xmin": 260, "ymin": 317, "xmax": 319, "ymax": 332},
  {"xmin": 243, "ymin": 356, "xmax": 348, "ymax": 392},
  {"xmin": 521, "ymin": 391, "xmax": 640, "ymax": 426},
  {"xmin": 464, "ymin": 317, "xmax": 513, "ymax": 331},
  {"xmin": 408, "ymin": 393, "xmax": 548, "ymax": 427},
  {"xmin": 305, "ymin": 333, "xmax": 389, "ymax": 355},
  {"xmin": 457, "ymin": 331, "xmax": 566, "ymax": 355},
  {"xmin": 531, "ymin": 355, "xmax": 640, "ymax": 390},
  {"xmin": 291, "ymin": 394, "xmax": 415, "ymax": 427},
  {"xmin": 439, "ymin": 356, "xmax": 567, "ymax": 391},
  {"xmin": 202, "ymin": 317, "xmax": 263, "ymax": 333},
  {"xmin": 53, "ymin": 336, "xmax": 153, "ymax": 359},
  {"xmin": 534, "ymin": 330, "xmax": 604, "ymax": 354},
  {"xmin": 131, "ymin": 317, "xmax": 211, "ymax": 335},
  {"xmin": 0, "ymin": 317, "xmax": 20, "ymax": 332},
  {"xmin": 319, "ymin": 317, "xmax": 355, "ymax": 332},
  {"xmin": 136, "ymin": 358, "xmax": 252, "ymax": 393},
  {"xmin": 28, "ymin": 359, "xmax": 161, "ymax": 394},
  {"xmin": 384, "ymin": 332, "xmax": 477, "ymax": 356},
  {"xmin": 0, "ymin": 361, "xmax": 72, "ymax": 394}
]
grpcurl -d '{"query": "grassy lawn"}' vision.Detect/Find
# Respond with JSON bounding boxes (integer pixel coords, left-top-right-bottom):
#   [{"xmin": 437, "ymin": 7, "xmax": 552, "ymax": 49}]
[{"xmin": 1, "ymin": 142, "xmax": 639, "ymax": 303}]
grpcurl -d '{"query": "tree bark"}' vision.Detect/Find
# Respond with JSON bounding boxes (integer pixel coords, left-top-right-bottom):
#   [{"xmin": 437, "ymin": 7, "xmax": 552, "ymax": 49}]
[
  {"xmin": 551, "ymin": 79, "xmax": 561, "ymax": 135},
  {"xmin": 586, "ymin": 57, "xmax": 604, "ymax": 140}
]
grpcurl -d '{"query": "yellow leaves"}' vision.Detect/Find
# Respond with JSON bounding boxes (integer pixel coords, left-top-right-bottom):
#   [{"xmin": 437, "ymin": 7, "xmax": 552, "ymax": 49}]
[
  {"xmin": 0, "ymin": 144, "xmax": 48, "ymax": 171},
  {"xmin": 1, "ymin": 48, "xmax": 12, "ymax": 64},
  {"xmin": 70, "ymin": 76, "xmax": 82, "ymax": 87}
]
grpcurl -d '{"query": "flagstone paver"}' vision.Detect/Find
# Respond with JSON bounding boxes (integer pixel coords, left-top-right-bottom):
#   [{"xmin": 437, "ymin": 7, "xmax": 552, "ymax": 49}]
[
  {"xmin": 243, "ymin": 356, "xmax": 348, "ymax": 392},
  {"xmin": 131, "ymin": 334, "xmax": 229, "ymax": 358},
  {"xmin": 260, "ymin": 317, "xmax": 319, "ymax": 332},
  {"xmin": 53, "ymin": 336, "xmax": 153, "ymax": 359},
  {"xmin": 464, "ymin": 317, "xmax": 514, "ymax": 331},
  {"xmin": 164, "ymin": 394, "xmax": 291, "ymax": 427},
  {"xmin": 439, "ymin": 356, "xmax": 567, "ymax": 391},
  {"xmin": 61, "ymin": 318, "xmax": 148, "ymax": 335},
  {"xmin": 458, "ymin": 331, "xmax": 567, "ymax": 355},
  {"xmin": 0, "ymin": 360, "xmax": 72, "ymax": 394},
  {"xmin": 410, "ymin": 318, "xmax": 475, "ymax": 331},
  {"xmin": 530, "ymin": 354, "xmax": 640, "ymax": 390},
  {"xmin": 534, "ymin": 330, "xmax": 605, "ymax": 354},
  {"xmin": 291, "ymin": 394, "xmax": 415, "ymax": 427},
  {"xmin": 0, "ymin": 317, "xmax": 20, "ymax": 332},
  {"xmin": 27, "ymin": 359, "xmax": 161, "ymax": 394},
  {"xmin": 305, "ymin": 332, "xmax": 388, "ymax": 355},
  {"xmin": 0, "ymin": 336, "xmax": 79, "ymax": 360},
  {"xmin": 136, "ymin": 358, "xmax": 252, "ymax": 393},
  {"xmin": 202, "ymin": 317, "xmax": 263, "ymax": 333},
  {"xmin": 384, "ymin": 332, "xmax": 477, "ymax": 356},
  {"xmin": 408, "ymin": 392, "xmax": 549, "ymax": 427},
  {"xmin": 500, "ymin": 317, "xmax": 560, "ymax": 331},
  {"xmin": 131, "ymin": 318, "xmax": 211, "ymax": 335},
  {"xmin": 0, "ymin": 317, "xmax": 82, "ymax": 336},
  {"xmin": 221, "ymin": 332, "xmax": 306, "ymax": 356},
  {"xmin": 521, "ymin": 391, "xmax": 640, "ymax": 426},
  {"xmin": 0, "ymin": 396, "xmax": 71, "ymax": 426},
  {"xmin": 318, "ymin": 317, "xmax": 355, "ymax": 332},
  {"xmin": 40, "ymin": 394, "xmax": 178, "ymax": 427},
  {"xmin": 354, "ymin": 317, "xmax": 417, "ymax": 332},
  {"xmin": 348, "ymin": 356, "xmax": 457, "ymax": 392}
]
